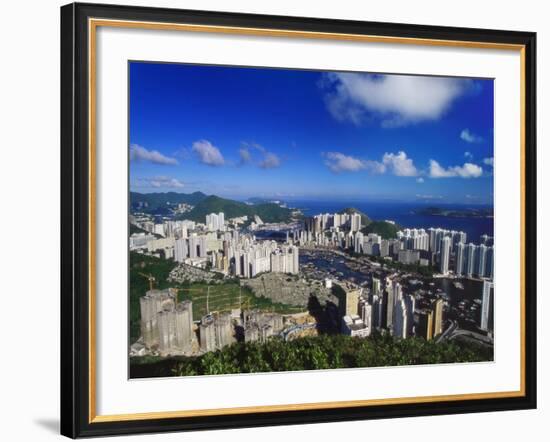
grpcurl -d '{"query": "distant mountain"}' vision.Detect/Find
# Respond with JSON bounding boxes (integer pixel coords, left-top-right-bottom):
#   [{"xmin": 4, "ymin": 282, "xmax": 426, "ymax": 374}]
[
  {"xmin": 130, "ymin": 191, "xmax": 207, "ymax": 214},
  {"xmin": 248, "ymin": 203, "xmax": 295, "ymax": 223},
  {"xmin": 338, "ymin": 207, "xmax": 372, "ymax": 227},
  {"xmin": 180, "ymin": 195, "xmax": 294, "ymax": 223}
]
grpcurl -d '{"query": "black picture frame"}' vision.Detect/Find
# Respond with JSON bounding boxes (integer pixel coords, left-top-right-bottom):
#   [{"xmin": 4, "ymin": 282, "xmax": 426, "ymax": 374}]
[{"xmin": 61, "ymin": 2, "xmax": 537, "ymax": 438}]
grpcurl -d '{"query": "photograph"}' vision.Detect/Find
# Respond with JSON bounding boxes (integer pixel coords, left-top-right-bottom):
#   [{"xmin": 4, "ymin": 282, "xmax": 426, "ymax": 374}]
[
  {"xmin": 55, "ymin": 2, "xmax": 537, "ymax": 437},
  {"xmin": 128, "ymin": 62, "xmax": 496, "ymax": 379}
]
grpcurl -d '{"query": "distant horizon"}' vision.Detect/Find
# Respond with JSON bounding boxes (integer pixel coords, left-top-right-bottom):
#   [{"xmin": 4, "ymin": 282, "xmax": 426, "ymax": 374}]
[
  {"xmin": 130, "ymin": 62, "xmax": 494, "ymax": 205},
  {"xmin": 131, "ymin": 189, "xmax": 494, "ymax": 207}
]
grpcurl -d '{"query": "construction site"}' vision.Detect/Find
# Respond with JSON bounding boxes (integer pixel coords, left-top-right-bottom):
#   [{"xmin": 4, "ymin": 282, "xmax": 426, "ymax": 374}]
[
  {"xmin": 240, "ymin": 272, "xmax": 334, "ymax": 307},
  {"xmin": 130, "ymin": 272, "xmax": 315, "ymax": 358}
]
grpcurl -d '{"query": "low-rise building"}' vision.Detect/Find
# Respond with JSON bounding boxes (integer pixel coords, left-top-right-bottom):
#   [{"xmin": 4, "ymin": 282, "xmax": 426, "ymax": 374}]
[{"xmin": 341, "ymin": 315, "xmax": 370, "ymax": 338}]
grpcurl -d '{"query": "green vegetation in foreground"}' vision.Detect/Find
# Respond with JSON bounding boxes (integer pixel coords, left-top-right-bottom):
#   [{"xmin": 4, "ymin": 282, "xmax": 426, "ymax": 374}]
[
  {"xmin": 129, "ymin": 252, "xmax": 303, "ymax": 344},
  {"xmin": 180, "ymin": 195, "xmax": 294, "ymax": 223},
  {"xmin": 361, "ymin": 220, "xmax": 401, "ymax": 239},
  {"xmin": 129, "ymin": 333, "xmax": 493, "ymax": 378}
]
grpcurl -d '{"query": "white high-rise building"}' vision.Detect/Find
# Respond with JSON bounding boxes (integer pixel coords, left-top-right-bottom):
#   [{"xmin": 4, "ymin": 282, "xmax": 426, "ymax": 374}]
[
  {"xmin": 465, "ymin": 243, "xmax": 477, "ymax": 276},
  {"xmin": 372, "ymin": 277, "xmax": 381, "ymax": 295},
  {"xmin": 188, "ymin": 235, "xmax": 198, "ymax": 259},
  {"xmin": 250, "ymin": 255, "xmax": 270, "ymax": 277},
  {"xmin": 385, "ymin": 278, "xmax": 394, "ymax": 330},
  {"xmin": 242, "ymin": 252, "xmax": 250, "ymax": 278},
  {"xmin": 180, "ymin": 225, "xmax": 188, "ymax": 239},
  {"xmin": 154, "ymin": 223, "xmax": 165, "ymax": 237},
  {"xmin": 452, "ymin": 231, "xmax": 467, "ymax": 253},
  {"xmin": 455, "ymin": 242, "xmax": 466, "ymax": 275},
  {"xmin": 393, "ymin": 281, "xmax": 403, "ymax": 303},
  {"xmin": 485, "ymin": 246, "xmax": 494, "ymax": 279},
  {"xmin": 428, "ymin": 228, "xmax": 466, "ymax": 254},
  {"xmin": 393, "ymin": 297, "xmax": 408, "ymax": 339},
  {"xmin": 292, "ymin": 246, "xmax": 299, "ymax": 274},
  {"xmin": 480, "ymin": 234, "xmax": 493, "ymax": 246},
  {"xmin": 350, "ymin": 213, "xmax": 362, "ymax": 232},
  {"xmin": 174, "ymin": 238, "xmax": 188, "ymax": 262},
  {"xmin": 354, "ymin": 232, "xmax": 364, "ymax": 254},
  {"xmin": 477, "ymin": 244, "xmax": 488, "ymax": 277},
  {"xmin": 455, "ymin": 243, "xmax": 494, "ymax": 279},
  {"xmin": 429, "ymin": 228, "xmax": 444, "ymax": 253},
  {"xmin": 372, "ymin": 294, "xmax": 384, "ymax": 329},
  {"xmin": 398, "ymin": 228, "xmax": 429, "ymax": 251},
  {"xmin": 206, "ymin": 212, "xmax": 226, "ymax": 231},
  {"xmin": 439, "ymin": 236, "xmax": 452, "ymax": 275},
  {"xmin": 164, "ymin": 221, "xmax": 176, "ymax": 238},
  {"xmin": 198, "ymin": 236, "xmax": 207, "ymax": 258},
  {"xmin": 234, "ymin": 250, "xmax": 242, "ymax": 276},
  {"xmin": 359, "ymin": 300, "xmax": 373, "ymax": 336},
  {"xmin": 481, "ymin": 280, "xmax": 494, "ymax": 332},
  {"xmin": 404, "ymin": 294, "xmax": 416, "ymax": 336}
]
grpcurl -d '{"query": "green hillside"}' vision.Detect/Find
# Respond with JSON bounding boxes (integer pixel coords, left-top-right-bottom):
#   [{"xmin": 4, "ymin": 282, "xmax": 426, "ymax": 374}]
[
  {"xmin": 179, "ymin": 195, "xmax": 293, "ymax": 223},
  {"xmin": 362, "ymin": 220, "xmax": 401, "ymax": 239},
  {"xmin": 254, "ymin": 203, "xmax": 295, "ymax": 223}
]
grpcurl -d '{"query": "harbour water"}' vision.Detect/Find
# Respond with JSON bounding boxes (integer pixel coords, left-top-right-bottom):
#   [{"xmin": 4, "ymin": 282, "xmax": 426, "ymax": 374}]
[
  {"xmin": 288, "ymin": 199, "xmax": 493, "ymax": 243},
  {"xmin": 299, "ymin": 248, "xmax": 484, "ymax": 330}
]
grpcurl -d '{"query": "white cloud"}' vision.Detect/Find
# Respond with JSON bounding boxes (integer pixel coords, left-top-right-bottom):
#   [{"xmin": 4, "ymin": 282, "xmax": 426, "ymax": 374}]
[
  {"xmin": 239, "ymin": 148, "xmax": 252, "ymax": 164},
  {"xmin": 324, "ymin": 152, "xmax": 370, "ymax": 173},
  {"xmin": 251, "ymin": 143, "xmax": 266, "ymax": 153},
  {"xmin": 464, "ymin": 151, "xmax": 473, "ymax": 159},
  {"xmin": 460, "ymin": 129, "xmax": 483, "ymax": 143},
  {"xmin": 382, "ymin": 151, "xmax": 418, "ymax": 176},
  {"xmin": 324, "ymin": 152, "xmax": 363, "ymax": 173},
  {"xmin": 483, "ymin": 157, "xmax": 494, "ymax": 167},
  {"xmin": 321, "ymin": 73, "xmax": 470, "ymax": 127},
  {"xmin": 416, "ymin": 177, "xmax": 425, "ymax": 183},
  {"xmin": 324, "ymin": 150, "xmax": 419, "ymax": 176},
  {"xmin": 240, "ymin": 142, "xmax": 282, "ymax": 169},
  {"xmin": 363, "ymin": 160, "xmax": 387, "ymax": 174},
  {"xmin": 192, "ymin": 140, "xmax": 225, "ymax": 166},
  {"xmin": 130, "ymin": 144, "xmax": 178, "ymax": 165},
  {"xmin": 429, "ymin": 160, "xmax": 483, "ymax": 178},
  {"xmin": 134, "ymin": 176, "xmax": 185, "ymax": 189},
  {"xmin": 259, "ymin": 152, "xmax": 281, "ymax": 169}
]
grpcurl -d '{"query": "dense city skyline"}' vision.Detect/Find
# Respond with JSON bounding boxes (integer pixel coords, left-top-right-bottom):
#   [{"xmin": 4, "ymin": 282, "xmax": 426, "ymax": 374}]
[
  {"xmin": 130, "ymin": 62, "xmax": 494, "ymax": 204},
  {"xmin": 130, "ymin": 206, "xmax": 494, "ymax": 366}
]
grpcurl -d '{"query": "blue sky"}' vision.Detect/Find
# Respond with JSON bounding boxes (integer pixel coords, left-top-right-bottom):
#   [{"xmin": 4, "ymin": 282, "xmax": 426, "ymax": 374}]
[{"xmin": 130, "ymin": 62, "xmax": 494, "ymax": 204}]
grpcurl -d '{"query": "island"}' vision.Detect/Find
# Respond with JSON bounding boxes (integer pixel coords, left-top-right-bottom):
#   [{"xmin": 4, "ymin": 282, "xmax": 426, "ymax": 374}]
[{"xmin": 414, "ymin": 206, "xmax": 494, "ymax": 218}]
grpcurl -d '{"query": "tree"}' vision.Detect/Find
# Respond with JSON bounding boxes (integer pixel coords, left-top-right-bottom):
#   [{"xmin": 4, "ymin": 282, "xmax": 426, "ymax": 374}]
[{"xmin": 132, "ymin": 334, "xmax": 493, "ymax": 378}]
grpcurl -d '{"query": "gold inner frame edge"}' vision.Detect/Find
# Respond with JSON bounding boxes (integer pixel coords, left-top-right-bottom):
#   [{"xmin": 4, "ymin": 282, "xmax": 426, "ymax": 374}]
[{"xmin": 87, "ymin": 18, "xmax": 527, "ymax": 424}]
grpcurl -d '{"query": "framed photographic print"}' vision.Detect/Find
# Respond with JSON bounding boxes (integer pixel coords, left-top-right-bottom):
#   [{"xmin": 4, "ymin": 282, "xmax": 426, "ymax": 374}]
[{"xmin": 60, "ymin": 2, "xmax": 537, "ymax": 438}]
